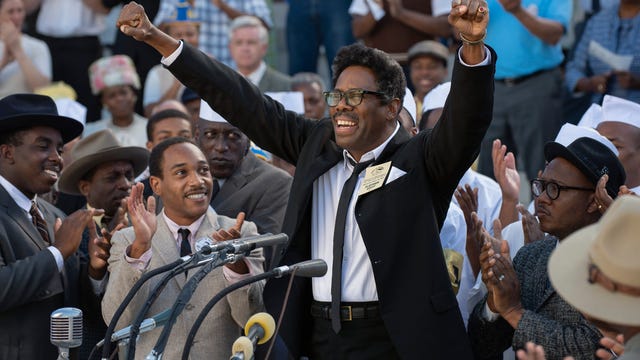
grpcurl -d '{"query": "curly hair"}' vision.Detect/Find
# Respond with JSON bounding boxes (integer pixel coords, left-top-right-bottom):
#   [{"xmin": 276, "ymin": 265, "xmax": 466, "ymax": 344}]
[{"xmin": 331, "ymin": 44, "xmax": 406, "ymax": 101}]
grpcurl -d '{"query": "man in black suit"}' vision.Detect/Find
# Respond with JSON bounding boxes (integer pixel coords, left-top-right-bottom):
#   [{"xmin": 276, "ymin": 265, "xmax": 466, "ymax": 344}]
[
  {"xmin": 116, "ymin": 1, "xmax": 493, "ymax": 357},
  {"xmin": 0, "ymin": 94, "xmax": 109, "ymax": 359}
]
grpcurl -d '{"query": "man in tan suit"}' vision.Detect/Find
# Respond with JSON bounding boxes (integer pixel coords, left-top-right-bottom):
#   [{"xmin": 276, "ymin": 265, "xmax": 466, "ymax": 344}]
[{"xmin": 102, "ymin": 137, "xmax": 264, "ymax": 359}]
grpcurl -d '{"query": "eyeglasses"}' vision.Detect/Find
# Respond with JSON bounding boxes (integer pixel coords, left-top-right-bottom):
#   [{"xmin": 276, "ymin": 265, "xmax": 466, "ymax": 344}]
[
  {"xmin": 531, "ymin": 178, "xmax": 594, "ymax": 200},
  {"xmin": 323, "ymin": 88, "xmax": 388, "ymax": 107}
]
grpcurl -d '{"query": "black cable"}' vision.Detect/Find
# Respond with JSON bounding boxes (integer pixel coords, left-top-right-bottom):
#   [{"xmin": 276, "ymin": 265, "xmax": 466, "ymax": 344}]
[
  {"xmin": 147, "ymin": 252, "xmax": 232, "ymax": 359},
  {"xmin": 181, "ymin": 270, "xmax": 275, "ymax": 360},
  {"xmin": 101, "ymin": 258, "xmax": 184, "ymax": 359}
]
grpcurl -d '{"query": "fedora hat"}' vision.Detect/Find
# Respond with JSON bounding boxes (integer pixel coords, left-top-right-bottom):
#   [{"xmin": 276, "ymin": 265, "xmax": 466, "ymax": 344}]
[
  {"xmin": 0, "ymin": 93, "xmax": 84, "ymax": 144},
  {"xmin": 549, "ymin": 195, "xmax": 640, "ymax": 326},
  {"xmin": 544, "ymin": 135, "xmax": 625, "ymax": 199},
  {"xmin": 58, "ymin": 129, "xmax": 149, "ymax": 195}
]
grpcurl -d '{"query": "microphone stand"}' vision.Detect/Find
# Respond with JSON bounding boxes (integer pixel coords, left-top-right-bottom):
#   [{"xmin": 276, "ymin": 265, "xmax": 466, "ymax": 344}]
[
  {"xmin": 181, "ymin": 268, "xmax": 283, "ymax": 360},
  {"xmin": 100, "ymin": 247, "xmax": 212, "ymax": 360},
  {"xmin": 144, "ymin": 249, "xmax": 237, "ymax": 360}
]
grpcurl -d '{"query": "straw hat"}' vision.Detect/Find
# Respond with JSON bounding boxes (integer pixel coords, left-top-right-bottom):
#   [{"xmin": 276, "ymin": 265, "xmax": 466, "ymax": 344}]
[{"xmin": 548, "ymin": 195, "xmax": 640, "ymax": 326}]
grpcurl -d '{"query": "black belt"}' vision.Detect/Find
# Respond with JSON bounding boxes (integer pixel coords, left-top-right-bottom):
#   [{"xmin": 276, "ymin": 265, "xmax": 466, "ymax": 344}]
[
  {"xmin": 310, "ymin": 301, "xmax": 380, "ymax": 321},
  {"xmin": 496, "ymin": 68, "xmax": 550, "ymax": 86}
]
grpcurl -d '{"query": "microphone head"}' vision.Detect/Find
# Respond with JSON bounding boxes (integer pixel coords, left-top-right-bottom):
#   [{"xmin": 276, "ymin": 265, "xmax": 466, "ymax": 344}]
[
  {"xmin": 231, "ymin": 336, "xmax": 254, "ymax": 359},
  {"xmin": 245, "ymin": 312, "xmax": 275, "ymax": 345},
  {"xmin": 291, "ymin": 259, "xmax": 327, "ymax": 278},
  {"xmin": 50, "ymin": 307, "xmax": 83, "ymax": 349}
]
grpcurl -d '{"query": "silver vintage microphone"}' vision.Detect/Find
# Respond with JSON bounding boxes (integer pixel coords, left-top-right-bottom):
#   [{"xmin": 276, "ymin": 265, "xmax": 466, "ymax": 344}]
[{"xmin": 50, "ymin": 307, "xmax": 83, "ymax": 360}]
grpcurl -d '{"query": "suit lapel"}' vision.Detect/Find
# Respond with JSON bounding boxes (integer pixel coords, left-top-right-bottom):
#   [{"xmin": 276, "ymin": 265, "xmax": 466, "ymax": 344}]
[
  {"xmin": 153, "ymin": 216, "xmax": 187, "ymax": 289},
  {"xmin": 0, "ymin": 186, "xmax": 48, "ymax": 250},
  {"xmin": 535, "ymin": 239, "xmax": 558, "ymax": 310},
  {"xmin": 212, "ymin": 155, "xmax": 252, "ymax": 207}
]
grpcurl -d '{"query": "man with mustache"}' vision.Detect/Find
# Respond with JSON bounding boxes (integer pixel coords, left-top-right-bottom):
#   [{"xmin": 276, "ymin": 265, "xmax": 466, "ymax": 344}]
[
  {"xmin": 197, "ymin": 101, "xmax": 292, "ymax": 269},
  {"xmin": 469, "ymin": 127, "xmax": 626, "ymax": 359},
  {"xmin": 102, "ymin": 137, "xmax": 264, "ymax": 359},
  {"xmin": 116, "ymin": 0, "xmax": 492, "ymax": 357},
  {"xmin": 0, "ymin": 93, "xmax": 108, "ymax": 359}
]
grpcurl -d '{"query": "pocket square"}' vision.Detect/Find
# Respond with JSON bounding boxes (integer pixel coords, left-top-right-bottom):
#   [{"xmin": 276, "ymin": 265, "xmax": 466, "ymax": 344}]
[{"xmin": 385, "ymin": 166, "xmax": 407, "ymax": 185}]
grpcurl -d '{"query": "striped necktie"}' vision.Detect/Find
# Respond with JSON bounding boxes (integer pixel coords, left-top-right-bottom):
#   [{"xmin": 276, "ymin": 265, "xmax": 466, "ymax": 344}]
[{"xmin": 30, "ymin": 201, "xmax": 50, "ymax": 244}]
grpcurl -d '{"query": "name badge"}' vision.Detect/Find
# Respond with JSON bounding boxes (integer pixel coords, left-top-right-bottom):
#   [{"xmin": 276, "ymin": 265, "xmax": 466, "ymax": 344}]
[{"xmin": 358, "ymin": 161, "xmax": 391, "ymax": 196}]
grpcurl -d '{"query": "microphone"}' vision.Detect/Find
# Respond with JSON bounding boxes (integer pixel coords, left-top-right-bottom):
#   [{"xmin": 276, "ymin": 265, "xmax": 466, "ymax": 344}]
[
  {"xmin": 230, "ymin": 313, "xmax": 276, "ymax": 360},
  {"xmin": 50, "ymin": 307, "xmax": 83, "ymax": 360},
  {"xmin": 181, "ymin": 259, "xmax": 327, "ymax": 359},
  {"xmin": 96, "ymin": 308, "xmax": 171, "ymax": 347},
  {"xmin": 203, "ymin": 233, "xmax": 288, "ymax": 254}
]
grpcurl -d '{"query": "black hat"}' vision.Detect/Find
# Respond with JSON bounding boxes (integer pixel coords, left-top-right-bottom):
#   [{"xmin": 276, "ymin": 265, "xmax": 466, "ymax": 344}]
[
  {"xmin": 181, "ymin": 87, "xmax": 199, "ymax": 104},
  {"xmin": 0, "ymin": 94, "xmax": 84, "ymax": 144},
  {"xmin": 544, "ymin": 137, "xmax": 626, "ymax": 199}
]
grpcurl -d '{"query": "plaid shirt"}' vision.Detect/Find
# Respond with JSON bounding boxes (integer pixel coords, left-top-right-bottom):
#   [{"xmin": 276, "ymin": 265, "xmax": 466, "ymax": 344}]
[{"xmin": 155, "ymin": 0, "xmax": 272, "ymax": 66}]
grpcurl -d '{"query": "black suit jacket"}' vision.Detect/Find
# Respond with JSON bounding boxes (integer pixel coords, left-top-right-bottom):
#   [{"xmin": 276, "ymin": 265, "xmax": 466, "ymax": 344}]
[
  {"xmin": 168, "ymin": 43, "xmax": 496, "ymax": 359},
  {"xmin": 0, "ymin": 185, "xmax": 89, "ymax": 359}
]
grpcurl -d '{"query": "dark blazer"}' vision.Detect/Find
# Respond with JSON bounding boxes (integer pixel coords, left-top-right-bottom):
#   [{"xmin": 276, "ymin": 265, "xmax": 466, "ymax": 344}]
[
  {"xmin": 212, "ymin": 152, "xmax": 292, "ymax": 269},
  {"xmin": 168, "ymin": 43, "xmax": 496, "ymax": 359},
  {"xmin": 0, "ymin": 185, "xmax": 84, "ymax": 359},
  {"xmin": 258, "ymin": 66, "xmax": 293, "ymax": 92},
  {"xmin": 468, "ymin": 237, "xmax": 602, "ymax": 360}
]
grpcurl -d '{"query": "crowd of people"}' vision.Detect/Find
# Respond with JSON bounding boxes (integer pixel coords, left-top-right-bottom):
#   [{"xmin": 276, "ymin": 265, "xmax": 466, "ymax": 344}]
[{"xmin": 1, "ymin": 0, "xmax": 639, "ymax": 359}]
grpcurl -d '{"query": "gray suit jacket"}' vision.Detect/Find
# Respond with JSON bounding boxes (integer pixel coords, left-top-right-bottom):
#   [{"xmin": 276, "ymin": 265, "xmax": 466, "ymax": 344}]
[
  {"xmin": 0, "ymin": 185, "xmax": 82, "ymax": 359},
  {"xmin": 102, "ymin": 208, "xmax": 265, "ymax": 360},
  {"xmin": 212, "ymin": 153, "xmax": 292, "ymax": 268},
  {"xmin": 468, "ymin": 237, "xmax": 602, "ymax": 360},
  {"xmin": 258, "ymin": 66, "xmax": 292, "ymax": 92}
]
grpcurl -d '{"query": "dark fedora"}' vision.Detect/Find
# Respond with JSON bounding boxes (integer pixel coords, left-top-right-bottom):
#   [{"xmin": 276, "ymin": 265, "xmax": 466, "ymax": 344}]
[
  {"xmin": 0, "ymin": 94, "xmax": 84, "ymax": 143},
  {"xmin": 545, "ymin": 137, "xmax": 626, "ymax": 199}
]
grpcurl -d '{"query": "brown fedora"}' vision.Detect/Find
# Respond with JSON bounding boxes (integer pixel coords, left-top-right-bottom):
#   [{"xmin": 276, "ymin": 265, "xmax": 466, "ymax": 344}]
[
  {"xmin": 58, "ymin": 129, "xmax": 149, "ymax": 195},
  {"xmin": 548, "ymin": 195, "xmax": 640, "ymax": 326},
  {"xmin": 0, "ymin": 93, "xmax": 83, "ymax": 143}
]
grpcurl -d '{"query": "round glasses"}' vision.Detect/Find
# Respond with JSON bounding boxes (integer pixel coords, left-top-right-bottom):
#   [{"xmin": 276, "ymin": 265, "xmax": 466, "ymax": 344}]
[
  {"xmin": 323, "ymin": 88, "xmax": 388, "ymax": 107},
  {"xmin": 531, "ymin": 178, "xmax": 594, "ymax": 200}
]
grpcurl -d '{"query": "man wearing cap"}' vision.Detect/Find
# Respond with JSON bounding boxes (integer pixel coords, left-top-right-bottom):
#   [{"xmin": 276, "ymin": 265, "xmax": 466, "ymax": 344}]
[
  {"xmin": 115, "ymin": 1, "xmax": 492, "ymax": 358},
  {"xmin": 548, "ymin": 195, "xmax": 640, "ymax": 360},
  {"xmin": 407, "ymin": 40, "xmax": 449, "ymax": 114},
  {"xmin": 57, "ymin": 128, "xmax": 149, "ymax": 359},
  {"xmin": 84, "ymin": 54, "xmax": 148, "ymax": 148},
  {"xmin": 468, "ymin": 130, "xmax": 626, "ymax": 359},
  {"xmin": 597, "ymin": 95, "xmax": 640, "ymax": 194},
  {"xmin": 0, "ymin": 93, "xmax": 109, "ymax": 359},
  {"xmin": 197, "ymin": 101, "xmax": 292, "ymax": 269},
  {"xmin": 102, "ymin": 137, "xmax": 264, "ymax": 360}
]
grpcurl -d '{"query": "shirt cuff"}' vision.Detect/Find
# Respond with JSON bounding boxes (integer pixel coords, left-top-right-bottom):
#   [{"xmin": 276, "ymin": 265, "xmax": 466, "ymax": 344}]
[
  {"xmin": 458, "ymin": 46, "xmax": 492, "ymax": 67},
  {"xmin": 161, "ymin": 40, "xmax": 184, "ymax": 67},
  {"xmin": 124, "ymin": 245, "xmax": 152, "ymax": 272},
  {"xmin": 47, "ymin": 246, "xmax": 64, "ymax": 272},
  {"xmin": 482, "ymin": 302, "xmax": 501, "ymax": 322},
  {"xmin": 90, "ymin": 273, "xmax": 108, "ymax": 295},
  {"xmin": 222, "ymin": 258, "xmax": 256, "ymax": 283}
]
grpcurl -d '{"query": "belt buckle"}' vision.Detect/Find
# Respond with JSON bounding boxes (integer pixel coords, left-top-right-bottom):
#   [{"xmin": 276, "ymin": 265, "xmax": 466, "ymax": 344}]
[{"xmin": 341, "ymin": 305, "xmax": 352, "ymax": 321}]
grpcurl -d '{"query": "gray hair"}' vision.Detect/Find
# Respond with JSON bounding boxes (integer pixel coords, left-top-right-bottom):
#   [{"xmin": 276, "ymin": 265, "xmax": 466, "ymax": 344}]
[
  {"xmin": 291, "ymin": 72, "xmax": 326, "ymax": 92},
  {"xmin": 228, "ymin": 15, "xmax": 268, "ymax": 44}
]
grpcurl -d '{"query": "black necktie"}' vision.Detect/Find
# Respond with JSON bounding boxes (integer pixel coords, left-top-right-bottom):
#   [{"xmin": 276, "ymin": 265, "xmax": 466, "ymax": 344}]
[
  {"xmin": 30, "ymin": 201, "xmax": 50, "ymax": 245},
  {"xmin": 178, "ymin": 228, "xmax": 191, "ymax": 257},
  {"xmin": 330, "ymin": 159, "xmax": 373, "ymax": 333},
  {"xmin": 211, "ymin": 180, "xmax": 220, "ymax": 201}
]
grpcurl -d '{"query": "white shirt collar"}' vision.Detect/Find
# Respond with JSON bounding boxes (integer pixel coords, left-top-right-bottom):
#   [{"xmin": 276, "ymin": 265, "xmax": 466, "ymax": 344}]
[
  {"xmin": 342, "ymin": 122, "xmax": 400, "ymax": 170},
  {"xmin": 246, "ymin": 61, "xmax": 267, "ymax": 86},
  {"xmin": 162, "ymin": 208, "xmax": 208, "ymax": 245},
  {"xmin": 0, "ymin": 174, "xmax": 36, "ymax": 213}
]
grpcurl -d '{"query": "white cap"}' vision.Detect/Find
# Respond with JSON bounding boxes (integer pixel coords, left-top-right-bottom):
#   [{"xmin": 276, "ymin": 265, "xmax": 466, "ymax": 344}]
[
  {"xmin": 554, "ymin": 123, "xmax": 618, "ymax": 156},
  {"xmin": 577, "ymin": 103, "xmax": 603, "ymax": 129},
  {"xmin": 264, "ymin": 91, "xmax": 305, "ymax": 114},
  {"xmin": 199, "ymin": 99, "xmax": 227, "ymax": 123},
  {"xmin": 55, "ymin": 98, "xmax": 87, "ymax": 127},
  {"xmin": 402, "ymin": 87, "xmax": 417, "ymax": 125},
  {"xmin": 423, "ymin": 82, "xmax": 451, "ymax": 113},
  {"xmin": 601, "ymin": 95, "xmax": 640, "ymax": 129}
]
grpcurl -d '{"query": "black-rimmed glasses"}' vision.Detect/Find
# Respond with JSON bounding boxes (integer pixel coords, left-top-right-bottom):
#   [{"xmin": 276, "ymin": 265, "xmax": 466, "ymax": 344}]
[
  {"xmin": 323, "ymin": 89, "xmax": 388, "ymax": 107},
  {"xmin": 531, "ymin": 178, "xmax": 594, "ymax": 200}
]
